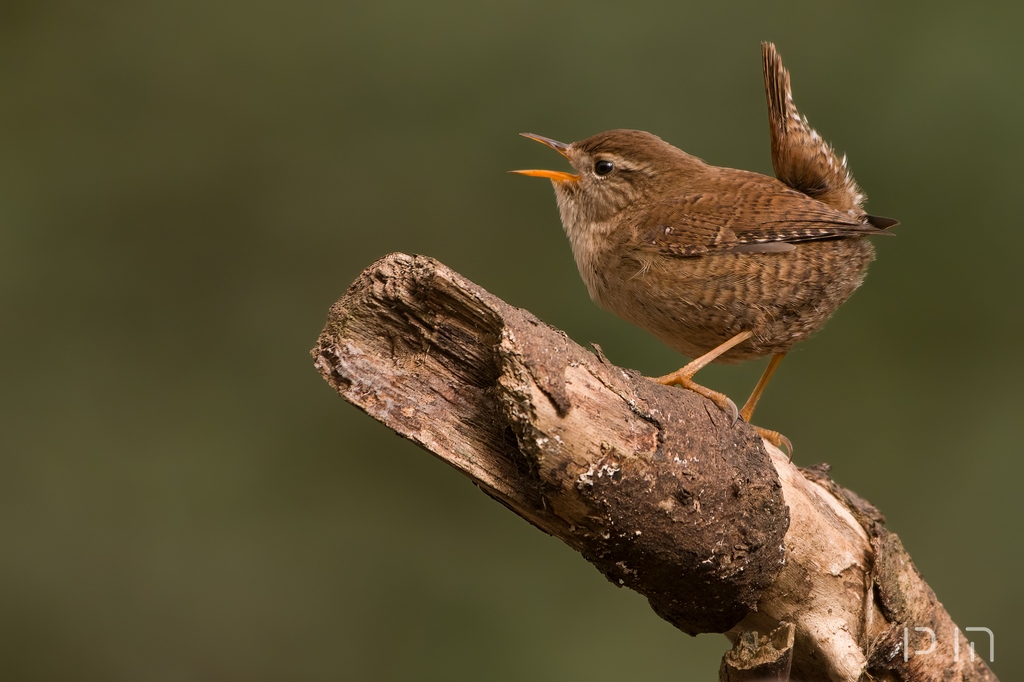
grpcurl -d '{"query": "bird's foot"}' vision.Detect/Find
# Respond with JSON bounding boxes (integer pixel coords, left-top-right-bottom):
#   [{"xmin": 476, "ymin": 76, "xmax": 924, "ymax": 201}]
[
  {"xmin": 752, "ymin": 425, "xmax": 793, "ymax": 460},
  {"xmin": 654, "ymin": 370, "xmax": 739, "ymax": 425},
  {"xmin": 652, "ymin": 331, "xmax": 754, "ymax": 424}
]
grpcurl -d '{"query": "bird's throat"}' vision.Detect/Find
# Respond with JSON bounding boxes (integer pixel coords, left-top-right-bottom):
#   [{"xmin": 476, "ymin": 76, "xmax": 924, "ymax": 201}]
[{"xmin": 552, "ymin": 187, "xmax": 618, "ymax": 308}]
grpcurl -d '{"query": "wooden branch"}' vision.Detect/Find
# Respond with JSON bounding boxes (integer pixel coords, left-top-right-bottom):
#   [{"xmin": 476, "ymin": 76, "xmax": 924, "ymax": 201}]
[
  {"xmin": 720, "ymin": 622, "xmax": 794, "ymax": 681},
  {"xmin": 312, "ymin": 253, "xmax": 997, "ymax": 682}
]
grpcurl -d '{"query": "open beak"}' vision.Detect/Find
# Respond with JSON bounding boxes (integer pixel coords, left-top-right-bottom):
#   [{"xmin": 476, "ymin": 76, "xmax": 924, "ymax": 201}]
[{"xmin": 510, "ymin": 132, "xmax": 580, "ymax": 183}]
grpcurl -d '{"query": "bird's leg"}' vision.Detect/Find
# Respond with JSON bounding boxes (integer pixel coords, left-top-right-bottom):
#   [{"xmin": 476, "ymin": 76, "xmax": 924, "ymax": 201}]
[
  {"xmin": 739, "ymin": 353, "xmax": 786, "ymax": 422},
  {"xmin": 654, "ymin": 330, "xmax": 753, "ymax": 423},
  {"xmin": 739, "ymin": 353, "xmax": 792, "ymax": 458}
]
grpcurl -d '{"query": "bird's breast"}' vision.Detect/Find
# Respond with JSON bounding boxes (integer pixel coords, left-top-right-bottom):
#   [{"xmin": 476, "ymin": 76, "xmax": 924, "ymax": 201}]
[{"xmin": 564, "ymin": 219, "xmax": 621, "ymax": 306}]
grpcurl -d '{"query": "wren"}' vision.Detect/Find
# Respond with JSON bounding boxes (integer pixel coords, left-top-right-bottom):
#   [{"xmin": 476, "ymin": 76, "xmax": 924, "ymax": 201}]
[{"xmin": 512, "ymin": 43, "xmax": 897, "ymax": 452}]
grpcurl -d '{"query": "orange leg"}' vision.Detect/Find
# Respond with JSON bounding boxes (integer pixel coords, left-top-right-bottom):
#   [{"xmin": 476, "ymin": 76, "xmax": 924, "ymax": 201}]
[
  {"xmin": 740, "ymin": 353, "xmax": 786, "ymax": 422},
  {"xmin": 654, "ymin": 331, "xmax": 753, "ymax": 424},
  {"xmin": 739, "ymin": 353, "xmax": 792, "ymax": 458}
]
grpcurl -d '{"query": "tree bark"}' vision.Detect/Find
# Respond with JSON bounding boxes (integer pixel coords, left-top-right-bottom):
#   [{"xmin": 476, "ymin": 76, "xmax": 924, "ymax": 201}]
[
  {"xmin": 312, "ymin": 253, "xmax": 997, "ymax": 682},
  {"xmin": 720, "ymin": 622, "xmax": 794, "ymax": 681}
]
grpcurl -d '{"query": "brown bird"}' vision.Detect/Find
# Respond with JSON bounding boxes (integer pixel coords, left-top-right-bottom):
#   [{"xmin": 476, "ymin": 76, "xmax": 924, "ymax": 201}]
[{"xmin": 512, "ymin": 43, "xmax": 897, "ymax": 452}]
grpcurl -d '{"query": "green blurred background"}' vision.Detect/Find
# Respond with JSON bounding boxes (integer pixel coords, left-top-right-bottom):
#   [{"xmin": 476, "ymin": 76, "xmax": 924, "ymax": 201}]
[{"xmin": 1, "ymin": 1, "xmax": 1019, "ymax": 679}]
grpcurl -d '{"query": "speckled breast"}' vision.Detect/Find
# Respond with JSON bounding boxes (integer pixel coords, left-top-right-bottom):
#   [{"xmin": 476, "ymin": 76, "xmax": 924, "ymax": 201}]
[{"xmin": 588, "ymin": 238, "xmax": 876, "ymax": 364}]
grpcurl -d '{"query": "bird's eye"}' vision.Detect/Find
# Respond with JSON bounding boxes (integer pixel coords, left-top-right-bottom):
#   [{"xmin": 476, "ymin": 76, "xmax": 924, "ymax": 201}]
[{"xmin": 594, "ymin": 160, "xmax": 614, "ymax": 176}]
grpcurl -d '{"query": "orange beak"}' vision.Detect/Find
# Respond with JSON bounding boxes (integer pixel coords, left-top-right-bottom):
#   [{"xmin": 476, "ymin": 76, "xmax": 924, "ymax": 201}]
[{"xmin": 510, "ymin": 133, "xmax": 580, "ymax": 183}]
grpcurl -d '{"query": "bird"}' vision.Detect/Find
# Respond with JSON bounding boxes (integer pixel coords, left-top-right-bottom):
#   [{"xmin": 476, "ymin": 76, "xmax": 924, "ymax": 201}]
[{"xmin": 511, "ymin": 42, "xmax": 897, "ymax": 453}]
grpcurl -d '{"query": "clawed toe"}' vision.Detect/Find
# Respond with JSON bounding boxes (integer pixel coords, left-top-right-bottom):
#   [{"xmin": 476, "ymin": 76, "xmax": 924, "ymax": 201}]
[
  {"xmin": 655, "ymin": 373, "xmax": 738, "ymax": 424},
  {"xmin": 753, "ymin": 426, "xmax": 793, "ymax": 460}
]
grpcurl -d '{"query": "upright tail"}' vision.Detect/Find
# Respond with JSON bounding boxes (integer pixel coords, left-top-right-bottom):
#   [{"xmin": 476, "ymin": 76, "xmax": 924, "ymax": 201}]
[{"xmin": 762, "ymin": 42, "xmax": 868, "ymax": 219}]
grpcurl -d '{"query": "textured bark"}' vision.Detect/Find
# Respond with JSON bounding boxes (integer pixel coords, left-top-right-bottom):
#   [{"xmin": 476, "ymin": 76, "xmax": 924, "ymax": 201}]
[
  {"xmin": 312, "ymin": 253, "xmax": 997, "ymax": 682},
  {"xmin": 720, "ymin": 622, "xmax": 794, "ymax": 681}
]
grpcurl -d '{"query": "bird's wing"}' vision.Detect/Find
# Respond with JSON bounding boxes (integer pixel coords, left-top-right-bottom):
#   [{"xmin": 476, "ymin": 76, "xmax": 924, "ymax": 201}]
[{"xmin": 631, "ymin": 187, "xmax": 890, "ymax": 258}]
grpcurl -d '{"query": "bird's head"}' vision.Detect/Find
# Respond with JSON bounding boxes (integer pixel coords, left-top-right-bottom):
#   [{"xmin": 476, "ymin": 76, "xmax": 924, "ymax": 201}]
[{"xmin": 512, "ymin": 129, "xmax": 703, "ymax": 229}]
